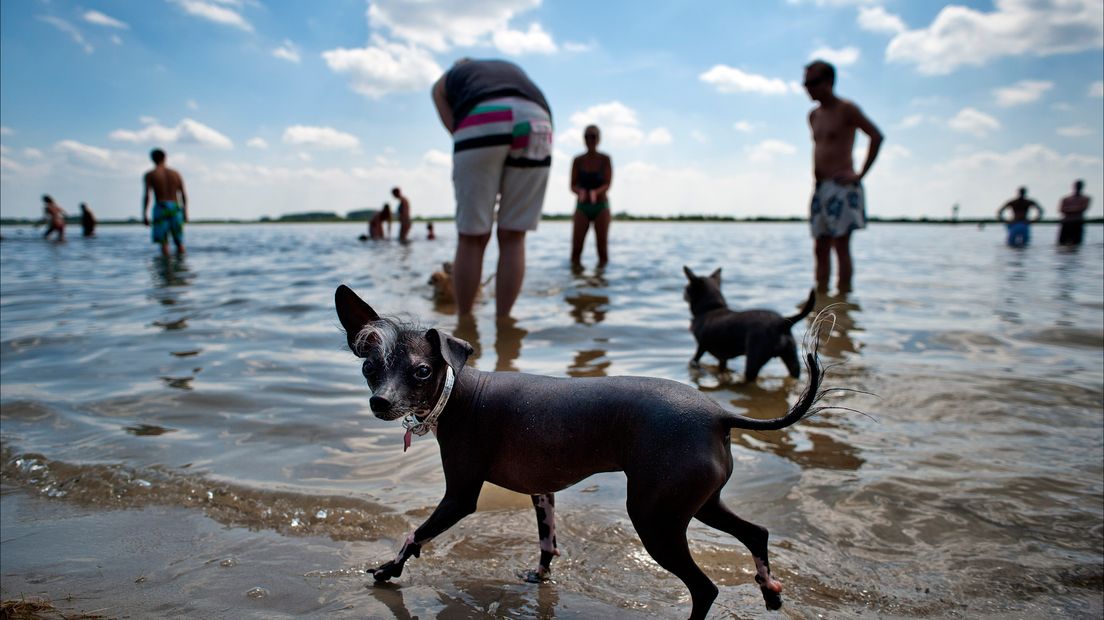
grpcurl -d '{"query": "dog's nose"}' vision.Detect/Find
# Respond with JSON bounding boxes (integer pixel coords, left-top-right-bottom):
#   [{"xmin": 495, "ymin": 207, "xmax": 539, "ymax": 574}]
[{"xmin": 369, "ymin": 395, "xmax": 391, "ymax": 413}]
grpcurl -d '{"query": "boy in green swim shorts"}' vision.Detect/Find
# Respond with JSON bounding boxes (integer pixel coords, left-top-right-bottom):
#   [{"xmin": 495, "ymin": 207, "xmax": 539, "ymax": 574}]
[{"xmin": 142, "ymin": 148, "xmax": 189, "ymax": 257}]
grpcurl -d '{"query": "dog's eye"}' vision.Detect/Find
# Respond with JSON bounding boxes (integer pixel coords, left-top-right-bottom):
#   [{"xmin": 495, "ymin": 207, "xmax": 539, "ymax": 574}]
[
  {"xmin": 362, "ymin": 360, "xmax": 375, "ymax": 377},
  {"xmin": 412, "ymin": 364, "xmax": 432, "ymax": 381}
]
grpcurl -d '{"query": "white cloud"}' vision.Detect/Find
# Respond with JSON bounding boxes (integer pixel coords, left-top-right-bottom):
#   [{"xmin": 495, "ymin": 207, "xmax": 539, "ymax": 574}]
[
  {"xmin": 560, "ymin": 101, "xmax": 670, "ymax": 150},
  {"xmin": 38, "ymin": 16, "xmax": 93, "ymax": 54},
  {"xmin": 368, "ymin": 0, "xmax": 542, "ymax": 52},
  {"xmin": 993, "ymin": 80, "xmax": 1053, "ymax": 107},
  {"xmin": 247, "ymin": 137, "xmax": 268, "ymax": 149},
  {"xmin": 1057, "ymin": 125, "xmax": 1094, "ymax": 137},
  {"xmin": 700, "ymin": 65, "xmax": 800, "ymax": 95},
  {"xmin": 857, "ymin": 6, "xmax": 905, "ymax": 35},
  {"xmin": 139, "ymin": 116, "xmax": 159, "ymax": 125},
  {"xmin": 109, "ymin": 118, "xmax": 234, "ymax": 149},
  {"xmin": 733, "ymin": 121, "xmax": 754, "ymax": 133},
  {"xmin": 52, "ymin": 140, "xmax": 146, "ymax": 174},
  {"xmin": 809, "ymin": 45, "xmax": 860, "ymax": 66},
  {"xmin": 746, "ymin": 139, "xmax": 797, "ymax": 163},
  {"xmin": 322, "ymin": 37, "xmax": 443, "ymax": 98},
  {"xmin": 1091, "ymin": 81, "xmax": 1104, "ymax": 97},
  {"xmin": 897, "ymin": 114, "xmax": 925, "ymax": 129},
  {"xmin": 690, "ymin": 130, "xmax": 710, "ymax": 144},
  {"xmin": 563, "ymin": 41, "xmax": 595, "ymax": 53},
  {"xmin": 0, "ymin": 126, "xmax": 13, "ymax": 136},
  {"xmin": 947, "ymin": 107, "xmax": 1001, "ymax": 137},
  {"xmin": 422, "ymin": 149, "xmax": 451, "ymax": 167},
  {"xmin": 23, "ymin": 148, "xmax": 44, "ymax": 160},
  {"xmin": 272, "ymin": 40, "xmax": 301, "ymax": 63},
  {"xmin": 281, "ymin": 125, "xmax": 360, "ymax": 150},
  {"xmin": 83, "ymin": 10, "xmax": 128, "ymax": 29},
  {"xmin": 493, "ymin": 22, "xmax": 558, "ymax": 55},
  {"xmin": 169, "ymin": 0, "xmax": 253, "ymax": 32},
  {"xmin": 887, "ymin": 0, "xmax": 1104, "ymax": 75}
]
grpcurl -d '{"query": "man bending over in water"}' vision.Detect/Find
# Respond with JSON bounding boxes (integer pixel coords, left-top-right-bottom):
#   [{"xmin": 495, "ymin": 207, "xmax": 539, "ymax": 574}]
[
  {"xmin": 805, "ymin": 59, "xmax": 883, "ymax": 293},
  {"xmin": 143, "ymin": 148, "xmax": 189, "ymax": 257}
]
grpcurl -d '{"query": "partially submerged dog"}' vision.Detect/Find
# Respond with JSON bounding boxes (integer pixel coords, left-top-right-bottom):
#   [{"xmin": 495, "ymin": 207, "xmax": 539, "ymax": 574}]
[
  {"xmin": 684, "ymin": 266, "xmax": 816, "ymax": 382},
  {"xmin": 335, "ymin": 284, "xmax": 823, "ymax": 618}
]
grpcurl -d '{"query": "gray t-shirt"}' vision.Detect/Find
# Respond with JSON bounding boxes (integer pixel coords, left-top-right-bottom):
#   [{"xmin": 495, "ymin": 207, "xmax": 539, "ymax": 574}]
[{"xmin": 445, "ymin": 59, "xmax": 551, "ymax": 125}]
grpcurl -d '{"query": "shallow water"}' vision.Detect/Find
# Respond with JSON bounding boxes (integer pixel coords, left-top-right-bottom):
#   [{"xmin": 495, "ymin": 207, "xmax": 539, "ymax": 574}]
[{"xmin": 2, "ymin": 221, "xmax": 1102, "ymax": 618}]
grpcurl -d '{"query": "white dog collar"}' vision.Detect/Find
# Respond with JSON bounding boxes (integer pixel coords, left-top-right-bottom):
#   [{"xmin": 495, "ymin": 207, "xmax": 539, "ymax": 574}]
[{"xmin": 402, "ymin": 366, "xmax": 455, "ymax": 451}]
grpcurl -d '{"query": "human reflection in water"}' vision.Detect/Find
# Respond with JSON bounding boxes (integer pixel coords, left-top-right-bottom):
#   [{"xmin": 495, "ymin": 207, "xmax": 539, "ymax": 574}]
[
  {"xmin": 565, "ymin": 291, "xmax": 609, "ymax": 325},
  {"xmin": 148, "ymin": 255, "xmax": 192, "ymax": 308},
  {"xmin": 811, "ymin": 290, "xmax": 861, "ymax": 360},
  {"xmin": 567, "ymin": 349, "xmax": 611, "ymax": 378},
  {"xmin": 494, "ymin": 316, "xmax": 528, "ymax": 372}
]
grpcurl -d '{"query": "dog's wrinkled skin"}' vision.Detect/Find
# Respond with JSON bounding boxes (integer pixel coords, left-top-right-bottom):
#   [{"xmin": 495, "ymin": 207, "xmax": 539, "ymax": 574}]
[
  {"xmin": 336, "ymin": 284, "xmax": 823, "ymax": 620},
  {"xmin": 684, "ymin": 266, "xmax": 815, "ymax": 382}
]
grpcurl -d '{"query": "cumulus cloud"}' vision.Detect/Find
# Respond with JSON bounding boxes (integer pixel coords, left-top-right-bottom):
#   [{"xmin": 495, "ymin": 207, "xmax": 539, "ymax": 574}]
[
  {"xmin": 887, "ymin": 0, "xmax": 1104, "ymax": 75},
  {"xmin": 559, "ymin": 101, "xmax": 672, "ymax": 150},
  {"xmin": 83, "ymin": 10, "xmax": 128, "ymax": 29},
  {"xmin": 0, "ymin": 126, "xmax": 13, "ymax": 136},
  {"xmin": 247, "ymin": 137, "xmax": 268, "ymax": 149},
  {"xmin": 322, "ymin": 36, "xmax": 442, "ymax": 98},
  {"xmin": 1091, "ymin": 81, "xmax": 1104, "ymax": 97},
  {"xmin": 809, "ymin": 45, "xmax": 860, "ymax": 66},
  {"xmin": 422, "ymin": 149, "xmax": 451, "ymax": 167},
  {"xmin": 746, "ymin": 139, "xmax": 797, "ymax": 163},
  {"xmin": 993, "ymin": 80, "xmax": 1053, "ymax": 107},
  {"xmin": 857, "ymin": 6, "xmax": 906, "ymax": 34},
  {"xmin": 947, "ymin": 107, "xmax": 1001, "ymax": 137},
  {"xmin": 562, "ymin": 40, "xmax": 595, "ymax": 53},
  {"xmin": 493, "ymin": 23, "xmax": 558, "ymax": 55},
  {"xmin": 368, "ymin": 0, "xmax": 543, "ymax": 52},
  {"xmin": 700, "ymin": 65, "xmax": 800, "ymax": 95},
  {"xmin": 38, "ymin": 16, "xmax": 93, "ymax": 54},
  {"xmin": 169, "ymin": 0, "xmax": 253, "ymax": 32},
  {"xmin": 1057, "ymin": 125, "xmax": 1094, "ymax": 137},
  {"xmin": 109, "ymin": 118, "xmax": 234, "ymax": 149},
  {"xmin": 281, "ymin": 125, "xmax": 360, "ymax": 150},
  {"xmin": 897, "ymin": 114, "xmax": 926, "ymax": 129},
  {"xmin": 272, "ymin": 40, "xmax": 301, "ymax": 63},
  {"xmin": 733, "ymin": 121, "xmax": 754, "ymax": 133}
]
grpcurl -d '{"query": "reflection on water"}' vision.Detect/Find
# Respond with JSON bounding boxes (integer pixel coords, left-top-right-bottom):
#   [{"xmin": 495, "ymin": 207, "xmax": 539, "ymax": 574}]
[{"xmin": 1, "ymin": 222, "xmax": 1102, "ymax": 618}]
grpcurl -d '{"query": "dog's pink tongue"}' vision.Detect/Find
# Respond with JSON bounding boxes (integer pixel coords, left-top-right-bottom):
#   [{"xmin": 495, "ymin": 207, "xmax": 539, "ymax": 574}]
[{"xmin": 403, "ymin": 428, "xmax": 412, "ymax": 452}]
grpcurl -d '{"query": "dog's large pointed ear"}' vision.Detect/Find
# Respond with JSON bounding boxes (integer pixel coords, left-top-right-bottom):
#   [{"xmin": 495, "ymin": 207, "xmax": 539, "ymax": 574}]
[
  {"xmin": 708, "ymin": 268, "xmax": 721, "ymax": 283},
  {"xmin": 426, "ymin": 328, "xmax": 473, "ymax": 375},
  {"xmin": 335, "ymin": 285, "xmax": 381, "ymax": 352},
  {"xmin": 683, "ymin": 265, "xmax": 696, "ymax": 281}
]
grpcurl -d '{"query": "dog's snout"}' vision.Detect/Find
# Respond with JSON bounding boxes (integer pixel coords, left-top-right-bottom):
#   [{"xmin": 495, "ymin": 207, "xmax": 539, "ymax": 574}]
[{"xmin": 369, "ymin": 395, "xmax": 392, "ymax": 413}]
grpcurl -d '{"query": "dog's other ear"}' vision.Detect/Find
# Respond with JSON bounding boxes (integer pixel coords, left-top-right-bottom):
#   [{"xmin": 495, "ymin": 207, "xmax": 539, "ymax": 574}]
[
  {"xmin": 683, "ymin": 265, "xmax": 696, "ymax": 281},
  {"xmin": 426, "ymin": 328, "xmax": 473, "ymax": 375},
  {"xmin": 335, "ymin": 285, "xmax": 381, "ymax": 352},
  {"xmin": 709, "ymin": 268, "xmax": 721, "ymax": 283}
]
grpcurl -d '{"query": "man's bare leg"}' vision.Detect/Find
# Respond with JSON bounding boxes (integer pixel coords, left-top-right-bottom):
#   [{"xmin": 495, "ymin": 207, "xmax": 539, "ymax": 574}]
[
  {"xmin": 160, "ymin": 242, "xmax": 171, "ymax": 258},
  {"xmin": 454, "ymin": 232, "xmax": 491, "ymax": 315},
  {"xmin": 814, "ymin": 236, "xmax": 832, "ymax": 292},
  {"xmin": 833, "ymin": 232, "xmax": 852, "ymax": 292},
  {"xmin": 495, "ymin": 228, "xmax": 526, "ymax": 319}
]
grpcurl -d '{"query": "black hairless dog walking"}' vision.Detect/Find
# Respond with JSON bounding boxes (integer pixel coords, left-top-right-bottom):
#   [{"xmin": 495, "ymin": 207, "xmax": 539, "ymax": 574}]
[{"xmin": 335, "ymin": 284, "xmax": 824, "ymax": 619}]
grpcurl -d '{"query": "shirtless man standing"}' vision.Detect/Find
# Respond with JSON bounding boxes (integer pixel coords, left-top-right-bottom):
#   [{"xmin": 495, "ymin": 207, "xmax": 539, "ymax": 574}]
[
  {"xmin": 1057, "ymin": 180, "xmax": 1090, "ymax": 246},
  {"xmin": 996, "ymin": 187, "xmax": 1043, "ymax": 247},
  {"xmin": 805, "ymin": 60, "xmax": 883, "ymax": 293},
  {"xmin": 392, "ymin": 187, "xmax": 412, "ymax": 242},
  {"xmin": 142, "ymin": 148, "xmax": 188, "ymax": 257}
]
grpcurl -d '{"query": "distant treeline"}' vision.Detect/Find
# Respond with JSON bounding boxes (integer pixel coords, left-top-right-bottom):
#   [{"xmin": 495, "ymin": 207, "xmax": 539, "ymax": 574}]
[{"xmin": 2, "ymin": 212, "xmax": 1101, "ymax": 226}]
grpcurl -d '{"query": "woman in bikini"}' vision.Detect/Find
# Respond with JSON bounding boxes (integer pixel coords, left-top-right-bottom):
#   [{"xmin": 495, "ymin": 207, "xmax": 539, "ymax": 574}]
[{"xmin": 570, "ymin": 125, "xmax": 613, "ymax": 268}]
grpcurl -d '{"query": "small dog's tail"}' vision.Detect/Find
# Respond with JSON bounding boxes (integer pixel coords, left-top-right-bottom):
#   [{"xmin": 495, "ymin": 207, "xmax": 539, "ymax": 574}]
[
  {"xmin": 722, "ymin": 351, "xmax": 822, "ymax": 432},
  {"xmin": 785, "ymin": 289, "xmax": 816, "ymax": 326}
]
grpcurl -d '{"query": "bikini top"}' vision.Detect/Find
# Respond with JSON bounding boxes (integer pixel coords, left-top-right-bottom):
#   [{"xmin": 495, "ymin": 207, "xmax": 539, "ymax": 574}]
[{"xmin": 578, "ymin": 168, "xmax": 606, "ymax": 190}]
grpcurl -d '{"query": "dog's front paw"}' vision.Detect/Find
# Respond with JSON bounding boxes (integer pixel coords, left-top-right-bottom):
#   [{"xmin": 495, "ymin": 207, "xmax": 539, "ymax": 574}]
[{"xmin": 368, "ymin": 560, "xmax": 405, "ymax": 581}]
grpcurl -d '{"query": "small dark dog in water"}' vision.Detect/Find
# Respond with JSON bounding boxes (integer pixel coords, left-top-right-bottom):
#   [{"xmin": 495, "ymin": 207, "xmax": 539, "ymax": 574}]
[
  {"xmin": 684, "ymin": 266, "xmax": 815, "ymax": 381},
  {"xmin": 335, "ymin": 284, "xmax": 825, "ymax": 619}
]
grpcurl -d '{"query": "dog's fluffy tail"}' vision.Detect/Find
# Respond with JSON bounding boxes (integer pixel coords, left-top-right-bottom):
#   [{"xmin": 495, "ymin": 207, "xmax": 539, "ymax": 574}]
[
  {"xmin": 722, "ymin": 327, "xmax": 823, "ymax": 432},
  {"xmin": 785, "ymin": 289, "xmax": 816, "ymax": 326}
]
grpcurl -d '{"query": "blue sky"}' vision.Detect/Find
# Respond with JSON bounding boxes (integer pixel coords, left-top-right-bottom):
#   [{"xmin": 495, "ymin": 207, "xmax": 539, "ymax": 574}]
[{"xmin": 1, "ymin": 0, "xmax": 1101, "ymax": 221}]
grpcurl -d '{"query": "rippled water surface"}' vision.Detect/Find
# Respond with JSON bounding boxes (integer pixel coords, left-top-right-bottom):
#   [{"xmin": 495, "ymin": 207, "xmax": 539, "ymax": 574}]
[{"xmin": 2, "ymin": 221, "xmax": 1102, "ymax": 619}]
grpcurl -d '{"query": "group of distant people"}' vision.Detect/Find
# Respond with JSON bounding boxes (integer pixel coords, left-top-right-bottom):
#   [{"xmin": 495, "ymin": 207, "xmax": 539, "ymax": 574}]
[
  {"xmin": 32, "ymin": 57, "xmax": 1092, "ymax": 315},
  {"xmin": 40, "ymin": 196, "xmax": 96, "ymax": 241},
  {"xmin": 996, "ymin": 182, "xmax": 1092, "ymax": 247}
]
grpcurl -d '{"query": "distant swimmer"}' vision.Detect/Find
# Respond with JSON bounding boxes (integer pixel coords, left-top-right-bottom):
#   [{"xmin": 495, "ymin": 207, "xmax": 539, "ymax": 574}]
[
  {"xmin": 392, "ymin": 187, "xmax": 412, "ymax": 242},
  {"xmin": 997, "ymin": 186, "xmax": 1043, "ymax": 247},
  {"xmin": 42, "ymin": 195, "xmax": 67, "ymax": 241},
  {"xmin": 80, "ymin": 202, "xmax": 96, "ymax": 237},
  {"xmin": 1057, "ymin": 180, "xmax": 1091, "ymax": 246},
  {"xmin": 368, "ymin": 203, "xmax": 392, "ymax": 240},
  {"xmin": 142, "ymin": 148, "xmax": 188, "ymax": 257},
  {"xmin": 427, "ymin": 221, "xmax": 436, "ymax": 240},
  {"xmin": 805, "ymin": 59, "xmax": 883, "ymax": 293},
  {"xmin": 570, "ymin": 124, "xmax": 613, "ymax": 268}
]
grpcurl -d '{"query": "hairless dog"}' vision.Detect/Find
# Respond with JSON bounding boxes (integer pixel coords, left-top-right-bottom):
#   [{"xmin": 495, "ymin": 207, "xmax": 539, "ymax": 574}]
[{"xmin": 335, "ymin": 284, "xmax": 824, "ymax": 619}]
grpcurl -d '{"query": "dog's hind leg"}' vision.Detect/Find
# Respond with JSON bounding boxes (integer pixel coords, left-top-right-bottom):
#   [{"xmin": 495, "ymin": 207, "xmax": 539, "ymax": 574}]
[
  {"xmin": 521, "ymin": 493, "xmax": 559, "ymax": 583},
  {"xmin": 780, "ymin": 342, "xmax": 801, "ymax": 378},
  {"xmin": 695, "ymin": 494, "xmax": 783, "ymax": 610},
  {"xmin": 629, "ymin": 509, "xmax": 718, "ymax": 620},
  {"xmin": 690, "ymin": 345, "xmax": 706, "ymax": 367}
]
